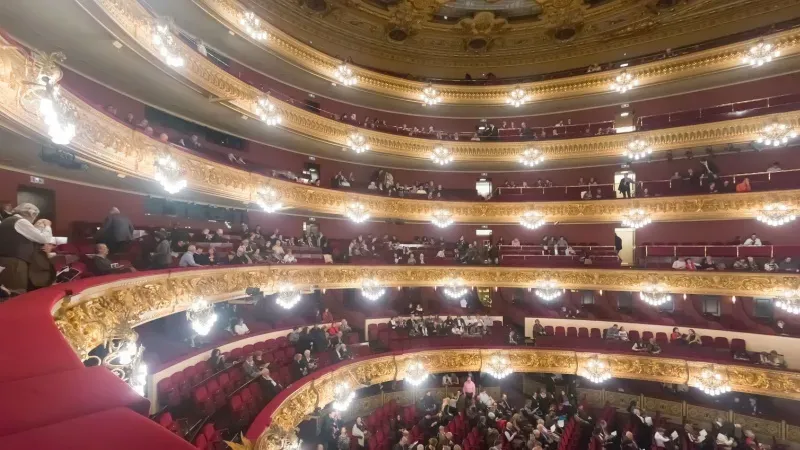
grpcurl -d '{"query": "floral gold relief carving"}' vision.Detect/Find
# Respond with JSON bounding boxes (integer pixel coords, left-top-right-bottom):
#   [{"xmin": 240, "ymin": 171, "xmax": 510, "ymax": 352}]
[
  {"xmin": 685, "ymin": 404, "xmax": 727, "ymax": 425},
  {"xmin": 642, "ymin": 397, "xmax": 683, "ymax": 419},
  {"xmin": 604, "ymin": 391, "xmax": 639, "ymax": 412},
  {"xmin": 732, "ymin": 413, "xmax": 782, "ymax": 437},
  {"xmin": 726, "ymin": 365, "xmax": 800, "ymax": 400}
]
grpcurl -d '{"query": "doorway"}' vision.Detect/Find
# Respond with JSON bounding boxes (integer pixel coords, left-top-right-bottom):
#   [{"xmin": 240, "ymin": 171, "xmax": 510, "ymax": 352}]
[
  {"xmin": 17, "ymin": 185, "xmax": 55, "ymax": 223},
  {"xmin": 613, "ymin": 170, "xmax": 636, "ymax": 198},
  {"xmin": 614, "ymin": 227, "xmax": 635, "ymax": 266}
]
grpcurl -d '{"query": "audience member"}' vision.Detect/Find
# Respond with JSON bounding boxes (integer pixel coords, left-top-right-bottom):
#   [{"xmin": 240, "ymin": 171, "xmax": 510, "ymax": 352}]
[{"xmin": 0, "ymin": 203, "xmax": 51, "ymax": 292}]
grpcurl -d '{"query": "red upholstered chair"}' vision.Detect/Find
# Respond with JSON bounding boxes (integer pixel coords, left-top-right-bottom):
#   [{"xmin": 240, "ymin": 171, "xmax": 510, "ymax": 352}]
[
  {"xmin": 201, "ymin": 423, "xmax": 224, "ymax": 449},
  {"xmin": 590, "ymin": 328, "xmax": 602, "ymax": 339},
  {"xmin": 253, "ymin": 341, "xmax": 267, "ymax": 352},
  {"xmin": 217, "ymin": 372, "xmax": 232, "ymax": 395},
  {"xmin": 230, "ymin": 348, "xmax": 244, "ymax": 360},
  {"xmin": 555, "ymin": 326, "xmax": 566, "ymax": 337},
  {"xmin": 193, "ymin": 386, "xmax": 215, "ymax": 415},
  {"xmin": 240, "ymin": 387, "xmax": 256, "ymax": 412},
  {"xmin": 578, "ymin": 328, "xmax": 589, "ymax": 338},
  {"xmin": 713, "ymin": 337, "xmax": 730, "ymax": 351},
  {"xmin": 229, "ymin": 394, "xmax": 250, "ymax": 426},
  {"xmin": 700, "ymin": 336, "xmax": 714, "ymax": 347},
  {"xmin": 730, "ymin": 338, "xmax": 747, "ymax": 353},
  {"xmin": 229, "ymin": 367, "xmax": 244, "ymax": 386},
  {"xmin": 243, "ymin": 344, "xmax": 255, "ymax": 355},
  {"xmin": 206, "ymin": 379, "xmax": 226, "ymax": 408},
  {"xmin": 655, "ymin": 332, "xmax": 668, "ymax": 344},
  {"xmin": 157, "ymin": 412, "xmax": 180, "ymax": 434},
  {"xmin": 194, "ymin": 434, "xmax": 209, "ymax": 450},
  {"xmin": 276, "ymin": 336, "xmax": 288, "ymax": 348},
  {"xmin": 545, "ymin": 326, "xmax": 554, "ymax": 335},
  {"xmin": 567, "ymin": 327, "xmax": 577, "ymax": 337},
  {"xmin": 248, "ymin": 382, "xmax": 264, "ymax": 406},
  {"xmin": 628, "ymin": 330, "xmax": 640, "ymax": 342}
]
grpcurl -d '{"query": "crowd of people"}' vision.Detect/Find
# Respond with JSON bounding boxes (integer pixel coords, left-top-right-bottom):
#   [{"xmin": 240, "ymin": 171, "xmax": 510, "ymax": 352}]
[
  {"xmin": 667, "ymin": 233, "xmax": 799, "ymax": 273},
  {"xmin": 388, "ymin": 312, "xmax": 494, "ymax": 338}
]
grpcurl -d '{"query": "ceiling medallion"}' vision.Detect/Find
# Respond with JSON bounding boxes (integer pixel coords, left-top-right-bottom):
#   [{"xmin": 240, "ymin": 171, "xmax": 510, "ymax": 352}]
[
  {"xmin": 610, "ymin": 70, "xmax": 638, "ymax": 93},
  {"xmin": 442, "ymin": 277, "xmax": 469, "ymax": 299},
  {"xmin": 775, "ymin": 290, "xmax": 800, "ymax": 314},
  {"xmin": 484, "ymin": 354, "xmax": 513, "ymax": 379},
  {"xmin": 186, "ymin": 299, "xmax": 218, "ymax": 336},
  {"xmin": 239, "ymin": 11, "xmax": 268, "ymax": 41},
  {"xmin": 639, "ymin": 284, "xmax": 671, "ymax": 307},
  {"xmin": 580, "ymin": 356, "xmax": 612, "ymax": 383},
  {"xmin": 420, "ymin": 84, "xmax": 442, "ymax": 106},
  {"xmin": 431, "ymin": 209, "xmax": 455, "ymax": 228},
  {"xmin": 621, "ymin": 208, "xmax": 652, "ymax": 229},
  {"xmin": 361, "ymin": 278, "xmax": 386, "ymax": 301},
  {"xmin": 519, "ymin": 148, "xmax": 544, "ymax": 167},
  {"xmin": 744, "ymin": 41, "xmax": 779, "ymax": 67},
  {"xmin": 276, "ymin": 284, "xmax": 302, "ymax": 309},
  {"xmin": 535, "ymin": 280, "xmax": 563, "ymax": 301},
  {"xmin": 506, "ymin": 87, "xmax": 529, "ymax": 107},
  {"xmin": 519, "ymin": 211, "xmax": 546, "ymax": 230},
  {"xmin": 86, "ymin": 336, "xmax": 148, "ymax": 396},
  {"xmin": 431, "ymin": 146, "xmax": 454, "ymax": 165},
  {"xmin": 256, "ymin": 97, "xmax": 282, "ymax": 126},
  {"xmin": 345, "ymin": 131, "xmax": 370, "ymax": 153},
  {"xmin": 256, "ymin": 187, "xmax": 283, "ymax": 213},
  {"xmin": 345, "ymin": 202, "xmax": 370, "ymax": 223},
  {"xmin": 154, "ymin": 155, "xmax": 187, "ymax": 195},
  {"xmin": 334, "ymin": 60, "xmax": 357, "ymax": 86},
  {"xmin": 332, "ymin": 381, "xmax": 356, "ymax": 411},
  {"xmin": 756, "ymin": 203, "xmax": 797, "ymax": 227},
  {"xmin": 22, "ymin": 52, "xmax": 77, "ymax": 146},
  {"xmin": 404, "ymin": 359, "xmax": 430, "ymax": 386},
  {"xmin": 152, "ymin": 20, "xmax": 184, "ymax": 68},
  {"xmin": 756, "ymin": 121, "xmax": 797, "ymax": 147},
  {"xmin": 692, "ymin": 366, "xmax": 732, "ymax": 396},
  {"xmin": 624, "ymin": 139, "xmax": 652, "ymax": 160}
]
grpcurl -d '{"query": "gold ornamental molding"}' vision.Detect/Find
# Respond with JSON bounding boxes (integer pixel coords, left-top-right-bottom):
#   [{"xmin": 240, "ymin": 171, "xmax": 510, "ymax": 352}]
[
  {"xmin": 197, "ymin": 0, "xmax": 800, "ymax": 106},
  {"xmin": 89, "ymin": 0, "xmax": 800, "ymax": 163},
  {"xmin": 51, "ymin": 264, "xmax": 800, "ymax": 359}
]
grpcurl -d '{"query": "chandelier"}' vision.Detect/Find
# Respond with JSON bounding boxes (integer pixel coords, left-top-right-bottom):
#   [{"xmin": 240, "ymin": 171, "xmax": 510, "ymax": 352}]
[
  {"xmin": 775, "ymin": 290, "xmax": 800, "ymax": 314},
  {"xmin": 345, "ymin": 132, "xmax": 370, "ymax": 153},
  {"xmin": 345, "ymin": 202, "xmax": 370, "ymax": 223},
  {"xmin": 334, "ymin": 61, "xmax": 357, "ymax": 87},
  {"xmin": 256, "ymin": 187, "xmax": 283, "ymax": 213},
  {"xmin": 21, "ymin": 52, "xmax": 77, "ymax": 146},
  {"xmin": 431, "ymin": 146, "xmax": 454, "ymax": 165},
  {"xmin": 152, "ymin": 21, "xmax": 184, "ymax": 67},
  {"xmin": 519, "ymin": 148, "xmax": 544, "ymax": 167},
  {"xmin": 420, "ymin": 84, "xmax": 442, "ymax": 106},
  {"xmin": 484, "ymin": 354, "xmax": 513, "ymax": 379},
  {"xmin": 693, "ymin": 367, "xmax": 731, "ymax": 396},
  {"xmin": 610, "ymin": 70, "xmax": 638, "ymax": 93},
  {"xmin": 624, "ymin": 139, "xmax": 652, "ymax": 160},
  {"xmin": 186, "ymin": 299, "xmax": 218, "ymax": 336},
  {"xmin": 255, "ymin": 97, "xmax": 282, "ymax": 126},
  {"xmin": 519, "ymin": 211, "xmax": 545, "ymax": 230},
  {"xmin": 580, "ymin": 356, "xmax": 612, "ymax": 383},
  {"xmin": 506, "ymin": 87, "xmax": 529, "ymax": 107},
  {"xmin": 431, "ymin": 209, "xmax": 454, "ymax": 228},
  {"xmin": 154, "ymin": 155, "xmax": 188, "ymax": 194},
  {"xmin": 87, "ymin": 336, "xmax": 148, "ymax": 396},
  {"xmin": 621, "ymin": 209, "xmax": 652, "ymax": 229},
  {"xmin": 535, "ymin": 280, "xmax": 564, "ymax": 301},
  {"xmin": 443, "ymin": 278, "xmax": 469, "ymax": 299},
  {"xmin": 756, "ymin": 203, "xmax": 797, "ymax": 226},
  {"xmin": 239, "ymin": 11, "xmax": 268, "ymax": 41},
  {"xmin": 361, "ymin": 278, "xmax": 386, "ymax": 301},
  {"xmin": 756, "ymin": 121, "xmax": 797, "ymax": 147},
  {"xmin": 332, "ymin": 381, "xmax": 356, "ymax": 411},
  {"xmin": 640, "ymin": 284, "xmax": 672, "ymax": 306},
  {"xmin": 404, "ymin": 359, "xmax": 430, "ymax": 386},
  {"xmin": 744, "ymin": 41, "xmax": 779, "ymax": 67},
  {"xmin": 276, "ymin": 284, "xmax": 302, "ymax": 309}
]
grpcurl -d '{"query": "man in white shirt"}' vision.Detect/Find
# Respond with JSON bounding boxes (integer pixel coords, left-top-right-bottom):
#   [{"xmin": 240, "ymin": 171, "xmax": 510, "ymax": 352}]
[
  {"xmin": 511, "ymin": 238, "xmax": 521, "ymax": 247},
  {"xmin": 179, "ymin": 245, "xmax": 202, "ymax": 267},
  {"xmin": 743, "ymin": 234, "xmax": 762, "ymax": 246},
  {"xmin": 672, "ymin": 258, "xmax": 686, "ymax": 270},
  {"xmin": 283, "ymin": 249, "xmax": 297, "ymax": 264},
  {"xmin": 477, "ymin": 389, "xmax": 494, "ymax": 407},
  {"xmin": 233, "ymin": 318, "xmax": 250, "ymax": 336}
]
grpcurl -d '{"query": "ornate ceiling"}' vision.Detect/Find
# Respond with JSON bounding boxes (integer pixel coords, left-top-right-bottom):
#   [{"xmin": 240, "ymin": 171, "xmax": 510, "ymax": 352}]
[{"xmin": 241, "ymin": 0, "xmax": 800, "ymax": 77}]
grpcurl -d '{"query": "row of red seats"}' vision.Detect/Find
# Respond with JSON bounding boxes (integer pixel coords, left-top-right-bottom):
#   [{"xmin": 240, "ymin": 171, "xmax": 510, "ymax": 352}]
[
  {"xmin": 228, "ymin": 382, "xmax": 268, "ymax": 433},
  {"xmin": 192, "ymin": 366, "xmax": 248, "ymax": 416},
  {"xmin": 542, "ymin": 325, "xmax": 746, "ymax": 353}
]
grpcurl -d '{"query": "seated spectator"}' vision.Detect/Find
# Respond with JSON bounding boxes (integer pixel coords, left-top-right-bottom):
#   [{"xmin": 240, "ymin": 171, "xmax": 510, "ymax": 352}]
[
  {"xmin": 685, "ymin": 329, "xmax": 701, "ymax": 345},
  {"xmin": 232, "ymin": 317, "xmax": 250, "ymax": 336},
  {"xmin": 617, "ymin": 326, "xmax": 628, "ymax": 341},
  {"xmin": 764, "ymin": 258, "xmax": 779, "ymax": 272},
  {"xmin": 209, "ymin": 348, "xmax": 226, "ymax": 371},
  {"xmin": 532, "ymin": 319, "xmax": 546, "ymax": 336},
  {"xmin": 743, "ymin": 233, "xmax": 762, "ymax": 246},
  {"xmin": 684, "ymin": 258, "xmax": 697, "ymax": 270},
  {"xmin": 736, "ymin": 177, "xmax": 752, "ymax": 192},
  {"xmin": 91, "ymin": 243, "xmax": 134, "ymax": 275},
  {"xmin": 767, "ymin": 161, "xmax": 782, "ymax": 172},
  {"xmin": 779, "ymin": 256, "xmax": 798, "ymax": 272},
  {"xmin": 746, "ymin": 256, "xmax": 759, "ymax": 271},
  {"xmin": 759, "ymin": 350, "xmax": 785, "ymax": 367},
  {"xmin": 671, "ymin": 258, "xmax": 686, "ymax": 270},
  {"xmin": 339, "ymin": 319, "xmax": 352, "ymax": 334},
  {"xmin": 242, "ymin": 355, "xmax": 261, "ymax": 379},
  {"xmin": 436, "ymin": 248, "xmax": 446, "ymax": 258},
  {"xmin": 564, "ymin": 246, "xmax": 576, "ymax": 256},
  {"xmin": 698, "ymin": 255, "xmax": 716, "ymax": 270},
  {"xmin": 732, "ymin": 258, "xmax": 749, "ymax": 270},
  {"xmin": 179, "ymin": 245, "xmax": 202, "ymax": 267},
  {"xmin": 212, "ymin": 228, "xmax": 226, "ymax": 242},
  {"xmin": 283, "ymin": 249, "xmax": 297, "ymax": 264},
  {"xmin": 511, "ymin": 237, "xmax": 521, "ymax": 247},
  {"xmin": 606, "ymin": 324, "xmax": 620, "ymax": 340},
  {"xmin": 669, "ymin": 327, "xmax": 682, "ymax": 342},
  {"xmin": 508, "ymin": 329, "xmax": 521, "ymax": 345}
]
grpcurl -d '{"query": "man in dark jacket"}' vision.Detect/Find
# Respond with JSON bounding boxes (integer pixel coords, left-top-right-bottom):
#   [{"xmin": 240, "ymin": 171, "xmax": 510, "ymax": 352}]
[
  {"xmin": 99, "ymin": 207, "xmax": 134, "ymax": 254},
  {"xmin": 150, "ymin": 231, "xmax": 172, "ymax": 269}
]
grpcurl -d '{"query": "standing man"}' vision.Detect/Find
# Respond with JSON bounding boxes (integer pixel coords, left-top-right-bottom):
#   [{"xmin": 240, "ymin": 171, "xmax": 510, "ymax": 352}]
[
  {"xmin": 0, "ymin": 203, "xmax": 50, "ymax": 292},
  {"xmin": 618, "ymin": 175, "xmax": 632, "ymax": 199},
  {"xmin": 99, "ymin": 207, "xmax": 134, "ymax": 254}
]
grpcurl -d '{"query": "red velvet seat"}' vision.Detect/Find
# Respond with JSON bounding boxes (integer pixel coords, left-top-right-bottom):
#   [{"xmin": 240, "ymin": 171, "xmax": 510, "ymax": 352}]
[
  {"xmin": 730, "ymin": 338, "xmax": 746, "ymax": 353},
  {"xmin": 555, "ymin": 326, "xmax": 566, "ymax": 337},
  {"xmin": 567, "ymin": 327, "xmax": 578, "ymax": 337},
  {"xmin": 242, "ymin": 344, "xmax": 255, "ymax": 355},
  {"xmin": 578, "ymin": 328, "xmax": 589, "ymax": 338},
  {"xmin": 590, "ymin": 328, "xmax": 602, "ymax": 339},
  {"xmin": 544, "ymin": 325, "xmax": 554, "ymax": 335},
  {"xmin": 700, "ymin": 336, "xmax": 713, "ymax": 347},
  {"xmin": 193, "ymin": 386, "xmax": 214, "ymax": 415},
  {"xmin": 217, "ymin": 372, "xmax": 232, "ymax": 394},
  {"xmin": 713, "ymin": 337, "xmax": 730, "ymax": 351},
  {"xmin": 201, "ymin": 423, "xmax": 223, "ymax": 448},
  {"xmin": 628, "ymin": 330, "xmax": 640, "ymax": 342},
  {"xmin": 642, "ymin": 331, "xmax": 654, "ymax": 341},
  {"xmin": 194, "ymin": 434, "xmax": 208, "ymax": 450},
  {"xmin": 655, "ymin": 332, "xmax": 668, "ymax": 344}
]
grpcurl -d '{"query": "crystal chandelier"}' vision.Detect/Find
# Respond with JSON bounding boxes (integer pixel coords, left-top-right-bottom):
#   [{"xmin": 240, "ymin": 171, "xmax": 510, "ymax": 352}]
[
  {"xmin": 334, "ymin": 61, "xmax": 357, "ymax": 87},
  {"xmin": 580, "ymin": 356, "xmax": 612, "ymax": 383},
  {"xmin": 443, "ymin": 278, "xmax": 469, "ymax": 299},
  {"xmin": 519, "ymin": 211, "xmax": 545, "ymax": 230},
  {"xmin": 756, "ymin": 203, "xmax": 797, "ymax": 226},
  {"xmin": 506, "ymin": 87, "xmax": 529, "ymax": 107},
  {"xmin": 256, "ymin": 187, "xmax": 283, "ymax": 213},
  {"xmin": 484, "ymin": 354, "xmax": 513, "ymax": 379},
  {"xmin": 332, "ymin": 381, "xmax": 356, "ymax": 411},
  {"xmin": 431, "ymin": 146, "xmax": 454, "ymax": 165},
  {"xmin": 404, "ymin": 359, "xmax": 430, "ymax": 386},
  {"xmin": 621, "ymin": 209, "xmax": 652, "ymax": 229},
  {"xmin": 535, "ymin": 280, "xmax": 564, "ymax": 301},
  {"xmin": 21, "ymin": 52, "xmax": 77, "ymax": 146},
  {"xmin": 420, "ymin": 84, "xmax": 442, "ymax": 106},
  {"xmin": 345, "ymin": 202, "xmax": 370, "ymax": 223},
  {"xmin": 624, "ymin": 139, "xmax": 652, "ymax": 160},
  {"xmin": 744, "ymin": 41, "xmax": 779, "ymax": 67},
  {"xmin": 276, "ymin": 284, "xmax": 302, "ymax": 309},
  {"xmin": 756, "ymin": 121, "xmax": 797, "ymax": 147},
  {"xmin": 431, "ymin": 209, "xmax": 454, "ymax": 228},
  {"xmin": 239, "ymin": 11, "xmax": 268, "ymax": 41},
  {"xmin": 361, "ymin": 278, "xmax": 386, "ymax": 301},
  {"xmin": 86, "ymin": 336, "xmax": 148, "ymax": 396},
  {"xmin": 640, "ymin": 284, "xmax": 672, "ymax": 306},
  {"xmin": 775, "ymin": 290, "xmax": 800, "ymax": 314},
  {"xmin": 255, "ymin": 97, "xmax": 282, "ymax": 126},
  {"xmin": 154, "ymin": 155, "xmax": 188, "ymax": 194},
  {"xmin": 186, "ymin": 299, "xmax": 218, "ymax": 336},
  {"xmin": 610, "ymin": 70, "xmax": 638, "ymax": 93},
  {"xmin": 152, "ymin": 21, "xmax": 184, "ymax": 67},
  {"xmin": 345, "ymin": 132, "xmax": 370, "ymax": 153},
  {"xmin": 519, "ymin": 148, "xmax": 544, "ymax": 167},
  {"xmin": 693, "ymin": 367, "xmax": 731, "ymax": 396}
]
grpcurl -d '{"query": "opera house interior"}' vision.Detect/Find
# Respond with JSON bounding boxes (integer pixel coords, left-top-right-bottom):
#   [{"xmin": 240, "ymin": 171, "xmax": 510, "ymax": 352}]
[{"xmin": 5, "ymin": 1, "xmax": 800, "ymax": 450}]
